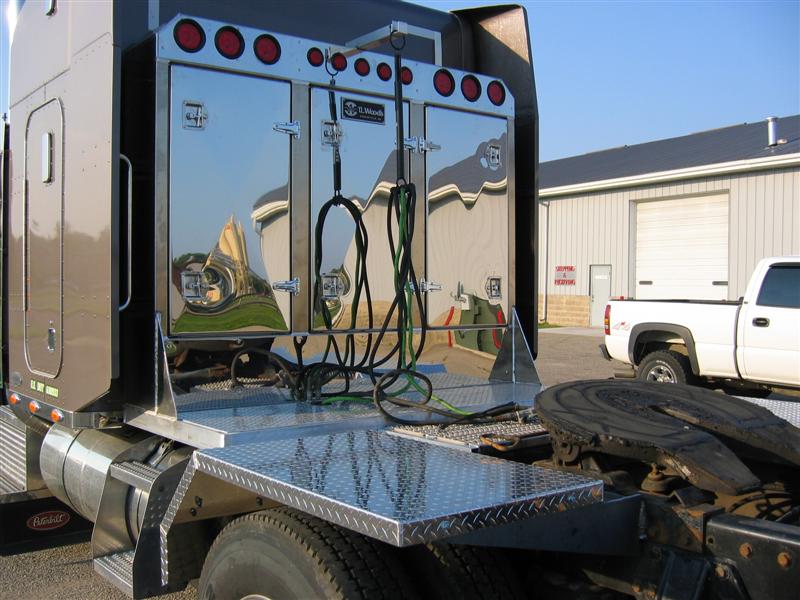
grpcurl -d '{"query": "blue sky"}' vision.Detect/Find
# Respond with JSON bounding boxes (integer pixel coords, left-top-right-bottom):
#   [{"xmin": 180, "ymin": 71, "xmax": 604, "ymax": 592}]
[
  {"xmin": 424, "ymin": 0, "xmax": 800, "ymax": 160},
  {"xmin": 2, "ymin": 0, "xmax": 798, "ymax": 160}
]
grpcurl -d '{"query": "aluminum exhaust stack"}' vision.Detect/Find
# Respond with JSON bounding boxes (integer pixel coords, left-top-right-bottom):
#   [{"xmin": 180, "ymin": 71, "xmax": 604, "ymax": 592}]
[{"xmin": 767, "ymin": 116, "xmax": 778, "ymax": 147}]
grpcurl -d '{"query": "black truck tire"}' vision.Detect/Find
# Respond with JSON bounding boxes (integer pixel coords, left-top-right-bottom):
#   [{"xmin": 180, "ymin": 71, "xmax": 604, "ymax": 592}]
[
  {"xmin": 198, "ymin": 507, "xmax": 417, "ymax": 600},
  {"xmin": 403, "ymin": 542, "xmax": 525, "ymax": 600},
  {"xmin": 637, "ymin": 350, "xmax": 695, "ymax": 385}
]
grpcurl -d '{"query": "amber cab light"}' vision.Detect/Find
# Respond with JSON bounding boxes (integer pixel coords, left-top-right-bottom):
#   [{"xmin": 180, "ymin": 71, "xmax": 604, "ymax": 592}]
[
  {"xmin": 433, "ymin": 69, "xmax": 454, "ymax": 96},
  {"xmin": 604, "ymin": 304, "xmax": 611, "ymax": 336},
  {"xmin": 487, "ymin": 80, "xmax": 506, "ymax": 106},
  {"xmin": 254, "ymin": 34, "xmax": 281, "ymax": 65},
  {"xmin": 215, "ymin": 26, "xmax": 244, "ymax": 59},
  {"xmin": 307, "ymin": 47, "xmax": 324, "ymax": 67},
  {"xmin": 50, "ymin": 409, "xmax": 64, "ymax": 423},
  {"xmin": 401, "ymin": 67, "xmax": 413, "ymax": 85},
  {"xmin": 354, "ymin": 58, "xmax": 370, "ymax": 76},
  {"xmin": 330, "ymin": 52, "xmax": 347, "ymax": 72},
  {"xmin": 377, "ymin": 62, "xmax": 392, "ymax": 81},
  {"xmin": 8, "ymin": 392, "xmax": 20, "ymax": 405},
  {"xmin": 28, "ymin": 400, "xmax": 40, "ymax": 414},
  {"xmin": 461, "ymin": 75, "xmax": 481, "ymax": 102},
  {"xmin": 174, "ymin": 19, "xmax": 205, "ymax": 53}
]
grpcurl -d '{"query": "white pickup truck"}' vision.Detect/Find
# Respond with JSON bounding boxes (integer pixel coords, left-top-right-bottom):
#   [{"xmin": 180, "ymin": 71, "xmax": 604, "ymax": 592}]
[{"xmin": 602, "ymin": 257, "xmax": 800, "ymax": 394}]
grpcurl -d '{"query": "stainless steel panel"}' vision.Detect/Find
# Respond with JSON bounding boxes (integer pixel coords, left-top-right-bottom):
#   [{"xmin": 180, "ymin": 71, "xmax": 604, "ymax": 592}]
[
  {"xmin": 194, "ymin": 430, "xmax": 602, "ymax": 546},
  {"xmin": 310, "ymin": 88, "xmax": 410, "ymax": 332},
  {"xmin": 291, "ymin": 82, "xmax": 312, "ymax": 333},
  {"xmin": 24, "ymin": 99, "xmax": 64, "ymax": 377},
  {"xmin": 425, "ymin": 107, "xmax": 509, "ymax": 329},
  {"xmin": 169, "ymin": 65, "xmax": 291, "ymax": 336},
  {"xmin": 156, "ymin": 16, "xmax": 514, "ymax": 122}
]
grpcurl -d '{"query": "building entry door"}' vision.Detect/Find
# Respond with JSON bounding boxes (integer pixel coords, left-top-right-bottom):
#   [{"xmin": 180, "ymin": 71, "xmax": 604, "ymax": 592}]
[{"xmin": 590, "ymin": 265, "xmax": 612, "ymax": 327}]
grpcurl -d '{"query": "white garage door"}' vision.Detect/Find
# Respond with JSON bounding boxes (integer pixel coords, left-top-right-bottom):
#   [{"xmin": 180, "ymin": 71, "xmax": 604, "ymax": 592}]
[{"xmin": 636, "ymin": 194, "xmax": 729, "ymax": 300}]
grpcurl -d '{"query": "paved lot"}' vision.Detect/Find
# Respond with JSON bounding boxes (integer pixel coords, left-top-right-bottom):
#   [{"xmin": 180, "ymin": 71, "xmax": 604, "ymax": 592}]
[{"xmin": 0, "ymin": 330, "xmax": 620, "ymax": 600}]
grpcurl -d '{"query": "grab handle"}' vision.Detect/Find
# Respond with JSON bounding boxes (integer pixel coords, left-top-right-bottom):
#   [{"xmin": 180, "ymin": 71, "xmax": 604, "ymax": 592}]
[{"xmin": 119, "ymin": 154, "xmax": 133, "ymax": 311}]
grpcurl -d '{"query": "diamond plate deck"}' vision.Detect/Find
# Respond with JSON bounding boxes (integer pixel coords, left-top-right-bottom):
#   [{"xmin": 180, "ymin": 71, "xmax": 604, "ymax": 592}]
[
  {"xmin": 165, "ymin": 373, "xmax": 542, "ymax": 447},
  {"xmin": 740, "ymin": 397, "xmax": 800, "ymax": 428},
  {"xmin": 194, "ymin": 430, "xmax": 602, "ymax": 546}
]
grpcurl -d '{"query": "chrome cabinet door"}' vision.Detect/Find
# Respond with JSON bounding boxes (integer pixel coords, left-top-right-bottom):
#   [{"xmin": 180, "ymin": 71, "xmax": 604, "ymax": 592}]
[
  {"xmin": 169, "ymin": 66, "xmax": 291, "ymax": 336},
  {"xmin": 310, "ymin": 89, "xmax": 409, "ymax": 332},
  {"xmin": 425, "ymin": 107, "xmax": 509, "ymax": 329},
  {"xmin": 24, "ymin": 99, "xmax": 64, "ymax": 376}
]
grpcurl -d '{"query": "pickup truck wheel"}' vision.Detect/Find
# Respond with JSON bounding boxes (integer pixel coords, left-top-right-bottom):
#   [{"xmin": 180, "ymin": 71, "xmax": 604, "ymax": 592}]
[
  {"xmin": 638, "ymin": 350, "xmax": 694, "ymax": 385},
  {"xmin": 198, "ymin": 507, "xmax": 417, "ymax": 600}
]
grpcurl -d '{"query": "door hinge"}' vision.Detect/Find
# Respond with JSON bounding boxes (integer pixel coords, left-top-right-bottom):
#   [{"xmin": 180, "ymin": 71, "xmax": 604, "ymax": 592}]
[
  {"xmin": 273, "ymin": 121, "xmax": 301, "ymax": 139},
  {"xmin": 273, "ymin": 278, "xmax": 300, "ymax": 295},
  {"xmin": 403, "ymin": 136, "xmax": 441, "ymax": 153},
  {"xmin": 419, "ymin": 279, "xmax": 442, "ymax": 293}
]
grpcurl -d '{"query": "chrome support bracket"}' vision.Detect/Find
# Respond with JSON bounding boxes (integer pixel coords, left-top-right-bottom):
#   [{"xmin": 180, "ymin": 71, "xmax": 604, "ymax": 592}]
[{"xmin": 345, "ymin": 21, "xmax": 443, "ymax": 66}]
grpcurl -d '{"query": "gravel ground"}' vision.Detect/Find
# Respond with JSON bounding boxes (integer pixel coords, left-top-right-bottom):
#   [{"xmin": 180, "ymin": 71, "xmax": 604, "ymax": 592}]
[{"xmin": 0, "ymin": 331, "xmax": 620, "ymax": 600}]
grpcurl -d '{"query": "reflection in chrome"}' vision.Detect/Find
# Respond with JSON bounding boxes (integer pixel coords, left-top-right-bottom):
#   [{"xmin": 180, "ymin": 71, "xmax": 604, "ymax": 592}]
[
  {"xmin": 311, "ymin": 89, "xmax": 410, "ymax": 331},
  {"xmin": 168, "ymin": 66, "xmax": 292, "ymax": 334},
  {"xmin": 311, "ymin": 106, "xmax": 511, "ymax": 335},
  {"xmin": 426, "ymin": 110, "xmax": 509, "ymax": 329},
  {"xmin": 172, "ymin": 216, "xmax": 287, "ymax": 333},
  {"xmin": 251, "ymin": 184, "xmax": 291, "ymax": 322}
]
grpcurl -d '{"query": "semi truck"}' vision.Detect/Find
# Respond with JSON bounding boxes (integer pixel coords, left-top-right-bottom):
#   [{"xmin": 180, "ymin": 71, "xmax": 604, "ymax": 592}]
[{"xmin": 1, "ymin": 1, "xmax": 799, "ymax": 599}]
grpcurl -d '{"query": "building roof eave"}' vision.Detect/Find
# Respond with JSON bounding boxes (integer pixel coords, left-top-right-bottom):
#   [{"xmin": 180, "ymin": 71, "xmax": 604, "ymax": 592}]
[{"xmin": 539, "ymin": 153, "xmax": 800, "ymax": 199}]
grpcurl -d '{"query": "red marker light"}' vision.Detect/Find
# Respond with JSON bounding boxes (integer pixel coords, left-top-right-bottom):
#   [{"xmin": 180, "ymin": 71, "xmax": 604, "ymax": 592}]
[
  {"xmin": 461, "ymin": 75, "xmax": 481, "ymax": 102},
  {"xmin": 433, "ymin": 69, "xmax": 454, "ymax": 97},
  {"xmin": 401, "ymin": 67, "xmax": 413, "ymax": 85},
  {"xmin": 307, "ymin": 47, "xmax": 324, "ymax": 67},
  {"xmin": 254, "ymin": 34, "xmax": 281, "ymax": 65},
  {"xmin": 174, "ymin": 19, "xmax": 205, "ymax": 53},
  {"xmin": 354, "ymin": 58, "xmax": 370, "ymax": 76},
  {"xmin": 487, "ymin": 80, "xmax": 506, "ymax": 106},
  {"xmin": 330, "ymin": 52, "xmax": 347, "ymax": 72},
  {"xmin": 377, "ymin": 62, "xmax": 392, "ymax": 81},
  {"xmin": 215, "ymin": 26, "xmax": 244, "ymax": 59}
]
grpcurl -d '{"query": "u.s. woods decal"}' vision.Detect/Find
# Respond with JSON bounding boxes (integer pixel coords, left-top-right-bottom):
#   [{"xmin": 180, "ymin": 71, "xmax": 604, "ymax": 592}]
[{"xmin": 341, "ymin": 98, "xmax": 385, "ymax": 124}]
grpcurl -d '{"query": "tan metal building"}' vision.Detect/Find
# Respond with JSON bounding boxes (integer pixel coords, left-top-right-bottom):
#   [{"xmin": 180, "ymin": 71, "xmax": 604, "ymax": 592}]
[{"xmin": 538, "ymin": 115, "xmax": 800, "ymax": 327}]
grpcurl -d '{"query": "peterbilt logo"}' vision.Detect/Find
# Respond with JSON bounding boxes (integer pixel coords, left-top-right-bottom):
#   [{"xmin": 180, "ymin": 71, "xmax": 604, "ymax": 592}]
[
  {"xmin": 340, "ymin": 98, "xmax": 385, "ymax": 124},
  {"xmin": 27, "ymin": 510, "xmax": 71, "ymax": 531}
]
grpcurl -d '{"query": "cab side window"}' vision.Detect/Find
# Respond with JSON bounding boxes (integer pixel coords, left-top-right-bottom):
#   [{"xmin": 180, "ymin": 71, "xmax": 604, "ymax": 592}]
[{"xmin": 756, "ymin": 265, "xmax": 800, "ymax": 308}]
